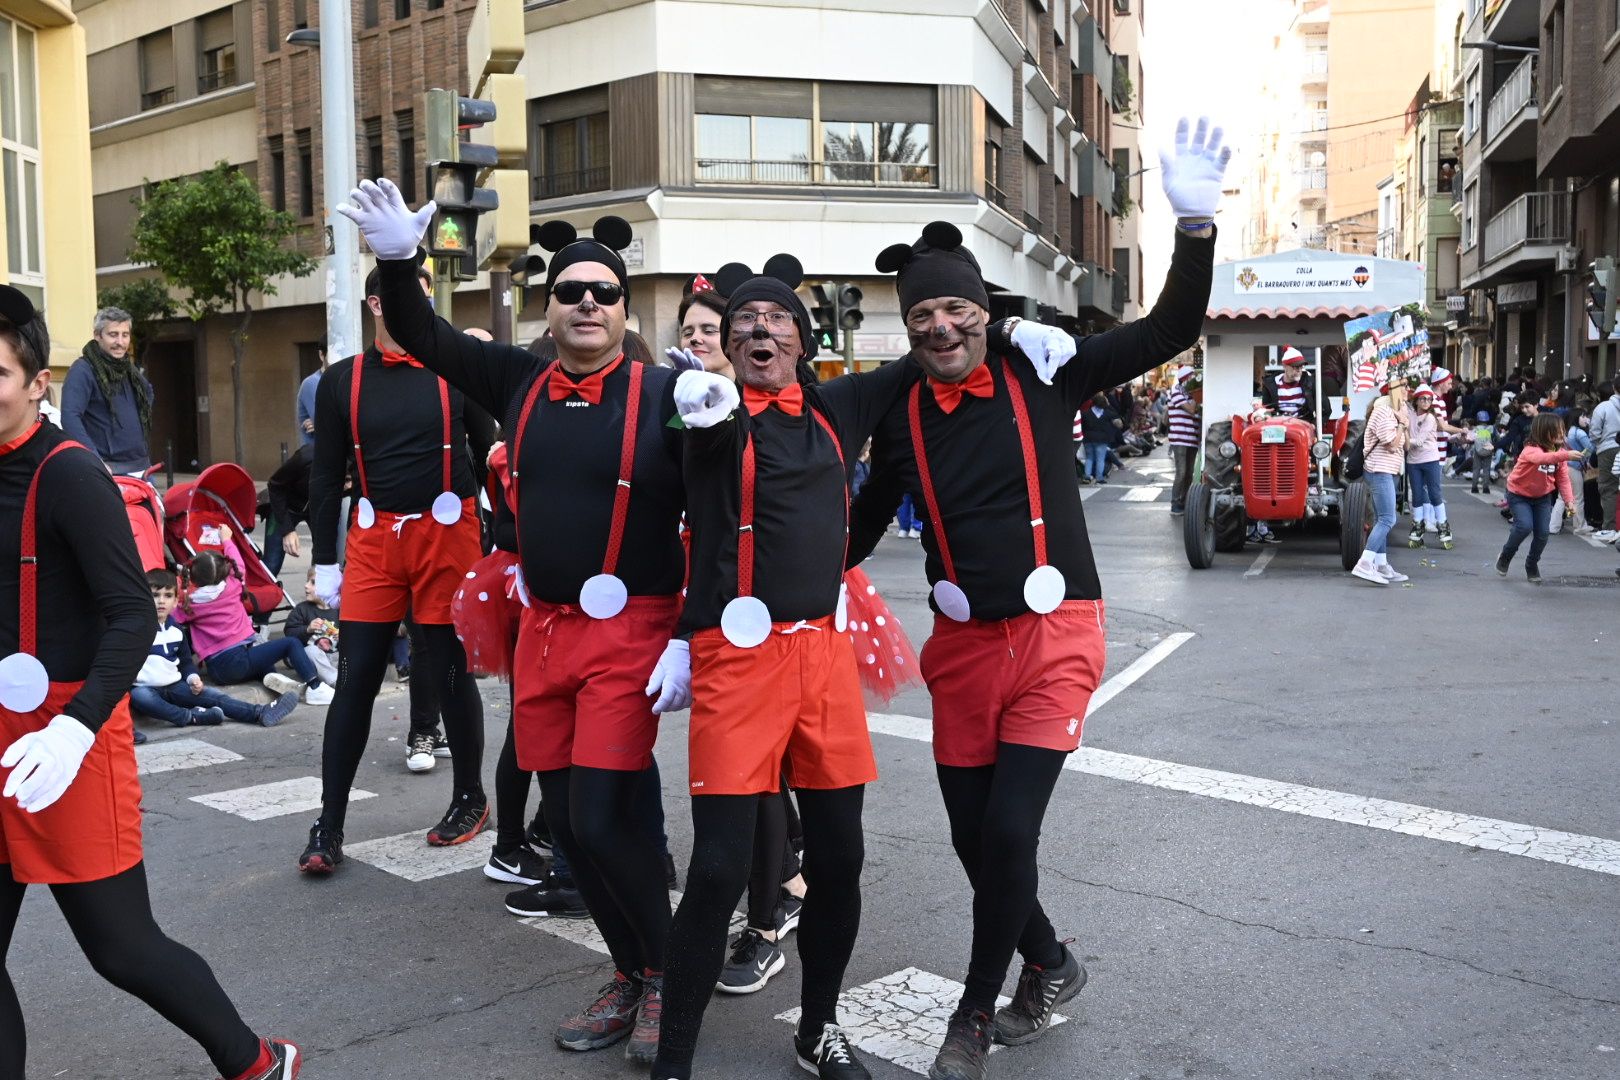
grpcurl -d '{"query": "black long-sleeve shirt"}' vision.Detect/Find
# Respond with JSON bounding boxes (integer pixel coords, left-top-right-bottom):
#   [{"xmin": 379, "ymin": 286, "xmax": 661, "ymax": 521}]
[
  {"xmin": 850, "ymin": 228, "xmax": 1215, "ymax": 619},
  {"xmin": 678, "ymin": 366, "xmax": 908, "ymax": 636},
  {"xmin": 266, "ymin": 442, "xmax": 312, "ymax": 528},
  {"xmin": 0, "ymin": 423, "xmax": 156, "ymax": 730},
  {"xmin": 309, "ymin": 345, "xmax": 496, "ymax": 565},
  {"xmin": 374, "ymin": 259, "xmax": 686, "ymax": 603}
]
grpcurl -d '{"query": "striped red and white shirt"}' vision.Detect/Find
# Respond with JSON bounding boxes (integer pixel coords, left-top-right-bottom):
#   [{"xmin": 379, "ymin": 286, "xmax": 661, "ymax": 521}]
[
  {"xmin": 1167, "ymin": 388, "xmax": 1201, "ymax": 448},
  {"xmin": 1275, "ymin": 380, "xmax": 1307, "ymax": 417}
]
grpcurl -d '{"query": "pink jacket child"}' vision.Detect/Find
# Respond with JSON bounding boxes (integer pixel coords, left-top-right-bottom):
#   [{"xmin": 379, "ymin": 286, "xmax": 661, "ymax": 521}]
[
  {"xmin": 1496, "ymin": 442, "xmax": 1583, "ymax": 583},
  {"xmin": 177, "ymin": 535, "xmax": 324, "ymax": 698},
  {"xmin": 1505, "ymin": 445, "xmax": 1576, "ymax": 504}
]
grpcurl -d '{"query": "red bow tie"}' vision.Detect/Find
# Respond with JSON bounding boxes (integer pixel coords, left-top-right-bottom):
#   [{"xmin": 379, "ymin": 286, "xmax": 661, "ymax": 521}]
[
  {"xmin": 548, "ymin": 355, "xmax": 624, "ymax": 405},
  {"xmin": 928, "ymin": 363, "xmax": 995, "ymax": 414},
  {"xmin": 744, "ymin": 382, "xmax": 804, "ymax": 417},
  {"xmin": 378, "ymin": 346, "xmax": 422, "ymax": 369}
]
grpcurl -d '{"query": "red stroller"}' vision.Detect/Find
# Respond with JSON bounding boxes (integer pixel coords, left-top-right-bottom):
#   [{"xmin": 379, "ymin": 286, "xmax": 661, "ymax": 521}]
[
  {"xmin": 164, "ymin": 463, "xmax": 291, "ymax": 619},
  {"xmin": 115, "ymin": 475, "xmax": 169, "ymax": 573}
]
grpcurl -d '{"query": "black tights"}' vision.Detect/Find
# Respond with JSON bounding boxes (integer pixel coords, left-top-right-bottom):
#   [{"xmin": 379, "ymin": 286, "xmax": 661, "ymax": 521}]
[
  {"xmin": 321, "ymin": 620, "xmax": 485, "ymax": 830},
  {"xmin": 0, "ymin": 862, "xmax": 260, "ymax": 1079},
  {"xmin": 493, "ymin": 708, "xmax": 543, "ymax": 850},
  {"xmin": 745, "ymin": 785, "xmax": 799, "ymax": 930},
  {"xmin": 937, "ymin": 743, "xmax": 1068, "ymax": 1013},
  {"xmin": 655, "ymin": 786, "xmax": 865, "ymax": 1079},
  {"xmin": 536, "ymin": 766, "xmax": 669, "ymax": 979}
]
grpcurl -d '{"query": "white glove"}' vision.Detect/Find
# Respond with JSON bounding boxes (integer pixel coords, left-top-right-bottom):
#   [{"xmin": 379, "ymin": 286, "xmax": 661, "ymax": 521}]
[
  {"xmin": 335, "ymin": 178, "xmax": 437, "ymax": 261},
  {"xmin": 1159, "ymin": 116, "xmax": 1232, "ymax": 221},
  {"xmin": 644, "ymin": 639, "xmax": 692, "ymax": 714},
  {"xmin": 2, "ymin": 715, "xmax": 96, "ymax": 813},
  {"xmin": 314, "ymin": 563, "xmax": 343, "ymax": 607},
  {"xmin": 665, "ymin": 347, "xmax": 705, "ymax": 372},
  {"xmin": 674, "ymin": 370, "xmax": 740, "ymax": 429},
  {"xmin": 1010, "ymin": 321, "xmax": 1078, "ymax": 386}
]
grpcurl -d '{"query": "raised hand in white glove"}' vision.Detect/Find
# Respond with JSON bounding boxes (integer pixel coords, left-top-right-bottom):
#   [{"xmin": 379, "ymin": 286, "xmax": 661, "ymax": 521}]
[
  {"xmin": 674, "ymin": 370, "xmax": 740, "ymax": 429},
  {"xmin": 644, "ymin": 639, "xmax": 692, "ymax": 714},
  {"xmin": 314, "ymin": 563, "xmax": 343, "ymax": 607},
  {"xmin": 664, "ymin": 347, "xmax": 705, "ymax": 372},
  {"xmin": 1159, "ymin": 116, "xmax": 1232, "ymax": 222},
  {"xmin": 1010, "ymin": 321, "xmax": 1078, "ymax": 386},
  {"xmin": 2, "ymin": 715, "xmax": 96, "ymax": 813},
  {"xmin": 335, "ymin": 178, "xmax": 437, "ymax": 261}
]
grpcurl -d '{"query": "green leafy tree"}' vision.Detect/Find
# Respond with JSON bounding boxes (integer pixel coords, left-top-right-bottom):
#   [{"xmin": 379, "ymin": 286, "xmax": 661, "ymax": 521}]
[
  {"xmin": 96, "ymin": 277, "xmax": 175, "ymax": 364},
  {"xmin": 128, "ymin": 161, "xmax": 316, "ymax": 463}
]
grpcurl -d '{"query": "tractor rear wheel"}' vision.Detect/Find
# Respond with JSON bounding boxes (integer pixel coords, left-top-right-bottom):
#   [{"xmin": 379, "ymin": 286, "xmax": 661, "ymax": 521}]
[
  {"xmin": 1340, "ymin": 480, "xmax": 1371, "ymax": 571},
  {"xmin": 1214, "ymin": 497, "xmax": 1247, "ymax": 553},
  {"xmin": 1184, "ymin": 482, "xmax": 1216, "ymax": 568}
]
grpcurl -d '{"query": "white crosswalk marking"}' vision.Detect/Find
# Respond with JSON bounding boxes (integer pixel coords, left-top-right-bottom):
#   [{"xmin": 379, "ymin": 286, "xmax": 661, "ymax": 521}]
[
  {"xmin": 775, "ymin": 967, "xmax": 1064, "ymax": 1076},
  {"xmin": 1119, "ymin": 485, "xmax": 1166, "ymax": 502},
  {"xmin": 345, "ymin": 830, "xmax": 496, "ymax": 881},
  {"xmin": 1078, "ymin": 485, "xmax": 1102, "ymax": 501},
  {"xmin": 522, "ymin": 891, "xmax": 744, "ymax": 956},
  {"xmin": 189, "ymin": 777, "xmax": 375, "ymax": 821},
  {"xmin": 135, "ymin": 738, "xmax": 243, "ymax": 776}
]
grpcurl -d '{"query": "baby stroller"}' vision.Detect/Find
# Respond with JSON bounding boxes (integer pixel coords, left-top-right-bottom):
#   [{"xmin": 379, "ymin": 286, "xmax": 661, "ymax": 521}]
[
  {"xmin": 165, "ymin": 462, "xmax": 291, "ymax": 620},
  {"xmin": 115, "ymin": 474, "xmax": 168, "ymax": 573}
]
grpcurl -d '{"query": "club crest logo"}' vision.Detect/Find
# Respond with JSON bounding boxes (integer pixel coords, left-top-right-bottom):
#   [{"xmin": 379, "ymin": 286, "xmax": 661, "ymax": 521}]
[
  {"xmin": 1237, "ymin": 267, "xmax": 1260, "ymax": 292},
  {"xmin": 1353, "ymin": 266, "xmax": 1371, "ymax": 287}
]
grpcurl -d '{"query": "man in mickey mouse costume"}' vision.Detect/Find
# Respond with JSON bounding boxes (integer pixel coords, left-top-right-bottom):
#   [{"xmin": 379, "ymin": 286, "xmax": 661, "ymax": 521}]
[
  {"xmin": 848, "ymin": 116, "xmax": 1228, "ymax": 1080},
  {"xmin": 338, "ymin": 185, "xmax": 690, "ymax": 1066},
  {"xmin": 0, "ymin": 286, "xmax": 300, "ymax": 1078}
]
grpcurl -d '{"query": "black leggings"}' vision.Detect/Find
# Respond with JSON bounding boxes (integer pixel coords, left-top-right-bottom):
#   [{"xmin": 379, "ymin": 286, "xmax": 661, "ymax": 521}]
[
  {"xmin": 745, "ymin": 785, "xmax": 800, "ymax": 930},
  {"xmin": 655, "ymin": 786, "xmax": 865, "ymax": 1079},
  {"xmin": 493, "ymin": 707, "xmax": 543, "ymax": 850},
  {"xmin": 320, "ymin": 620, "xmax": 485, "ymax": 831},
  {"xmin": 937, "ymin": 743, "xmax": 1068, "ymax": 1013},
  {"xmin": 536, "ymin": 766, "xmax": 670, "ymax": 980},
  {"xmin": 0, "ymin": 862, "xmax": 260, "ymax": 1079}
]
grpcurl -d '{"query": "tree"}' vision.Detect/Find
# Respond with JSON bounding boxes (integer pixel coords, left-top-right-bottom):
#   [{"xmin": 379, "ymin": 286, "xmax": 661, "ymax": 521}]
[
  {"xmin": 97, "ymin": 277, "xmax": 175, "ymax": 365},
  {"xmin": 128, "ymin": 161, "xmax": 316, "ymax": 463}
]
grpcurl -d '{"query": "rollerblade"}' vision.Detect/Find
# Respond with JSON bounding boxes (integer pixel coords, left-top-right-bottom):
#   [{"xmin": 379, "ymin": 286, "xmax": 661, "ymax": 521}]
[
  {"xmin": 1407, "ymin": 522, "xmax": 1425, "ymax": 549},
  {"xmin": 1437, "ymin": 522, "xmax": 1454, "ymax": 550}
]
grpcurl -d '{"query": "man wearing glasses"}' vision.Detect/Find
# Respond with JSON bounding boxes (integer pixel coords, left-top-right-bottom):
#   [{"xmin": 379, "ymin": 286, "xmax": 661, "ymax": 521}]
[{"xmin": 340, "ymin": 183, "xmax": 690, "ymax": 1068}]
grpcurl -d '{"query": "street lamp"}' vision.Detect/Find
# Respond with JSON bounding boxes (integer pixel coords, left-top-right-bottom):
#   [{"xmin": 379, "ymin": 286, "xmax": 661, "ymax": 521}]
[{"xmin": 284, "ymin": 3, "xmax": 362, "ymax": 364}]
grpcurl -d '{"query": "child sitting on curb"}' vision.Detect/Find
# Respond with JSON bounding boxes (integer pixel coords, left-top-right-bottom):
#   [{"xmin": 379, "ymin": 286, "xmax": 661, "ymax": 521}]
[
  {"xmin": 132, "ymin": 569, "xmax": 301, "ymax": 730},
  {"xmin": 285, "ymin": 567, "xmax": 340, "ymax": 688}
]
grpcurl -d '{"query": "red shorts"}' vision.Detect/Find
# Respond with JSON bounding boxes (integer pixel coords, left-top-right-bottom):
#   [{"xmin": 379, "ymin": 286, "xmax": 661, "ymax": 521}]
[
  {"xmin": 920, "ymin": 600, "xmax": 1107, "ymax": 767},
  {"xmin": 689, "ymin": 616, "xmax": 877, "ymax": 796},
  {"xmin": 343, "ymin": 499, "xmax": 482, "ymax": 624},
  {"xmin": 0, "ymin": 683, "xmax": 143, "ymax": 884},
  {"xmin": 511, "ymin": 595, "xmax": 680, "ymax": 773}
]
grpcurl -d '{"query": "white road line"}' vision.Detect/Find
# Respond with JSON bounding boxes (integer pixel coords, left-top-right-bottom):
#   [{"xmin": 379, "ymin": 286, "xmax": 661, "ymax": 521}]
[
  {"xmin": 1119, "ymin": 485, "xmax": 1167, "ymax": 502},
  {"xmin": 1082, "ymin": 631, "xmax": 1195, "ymax": 718},
  {"xmin": 523, "ymin": 890, "xmax": 743, "ymax": 957},
  {"xmin": 189, "ymin": 777, "xmax": 375, "ymax": 821},
  {"xmin": 1078, "ymin": 485, "xmax": 1102, "ymax": 501},
  {"xmin": 1244, "ymin": 549, "xmax": 1277, "ymax": 578},
  {"xmin": 776, "ymin": 967, "xmax": 1063, "ymax": 1076},
  {"xmin": 346, "ymin": 830, "xmax": 496, "ymax": 881},
  {"xmin": 135, "ymin": 738, "xmax": 244, "ymax": 776}
]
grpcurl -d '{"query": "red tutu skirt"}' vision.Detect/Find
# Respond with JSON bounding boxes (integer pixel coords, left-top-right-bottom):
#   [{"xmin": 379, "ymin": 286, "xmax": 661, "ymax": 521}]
[
  {"xmin": 841, "ymin": 566, "xmax": 922, "ymax": 705},
  {"xmin": 451, "ymin": 550, "xmax": 525, "ymax": 678}
]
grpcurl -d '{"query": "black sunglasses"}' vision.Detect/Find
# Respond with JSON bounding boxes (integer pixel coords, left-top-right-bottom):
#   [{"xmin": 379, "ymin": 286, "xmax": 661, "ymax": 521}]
[{"xmin": 551, "ymin": 280, "xmax": 623, "ymax": 306}]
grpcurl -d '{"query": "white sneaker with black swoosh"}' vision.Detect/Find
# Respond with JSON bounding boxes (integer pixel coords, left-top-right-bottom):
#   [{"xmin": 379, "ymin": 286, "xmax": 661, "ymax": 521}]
[{"xmin": 484, "ymin": 843, "xmax": 548, "ymax": 885}]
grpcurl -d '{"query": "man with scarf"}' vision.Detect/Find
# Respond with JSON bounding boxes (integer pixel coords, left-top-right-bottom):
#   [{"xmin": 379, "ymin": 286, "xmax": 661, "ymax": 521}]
[{"xmin": 61, "ymin": 307, "xmax": 153, "ymax": 475}]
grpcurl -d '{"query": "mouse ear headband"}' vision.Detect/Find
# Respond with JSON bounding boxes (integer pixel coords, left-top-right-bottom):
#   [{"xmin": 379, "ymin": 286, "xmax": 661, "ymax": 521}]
[
  {"xmin": 535, "ymin": 216, "xmax": 635, "ymax": 305},
  {"xmin": 717, "ymin": 254, "xmax": 816, "ymax": 360},
  {"xmin": 875, "ymin": 221, "xmax": 989, "ymax": 317}
]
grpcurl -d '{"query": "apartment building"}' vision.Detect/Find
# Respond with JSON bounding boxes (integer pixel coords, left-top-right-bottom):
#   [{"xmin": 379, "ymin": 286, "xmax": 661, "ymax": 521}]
[
  {"xmin": 1110, "ymin": 0, "xmax": 1150, "ymax": 322},
  {"xmin": 3, "ymin": 1, "xmax": 96, "ymax": 374},
  {"xmin": 517, "ymin": 0, "xmax": 1131, "ymax": 360},
  {"xmin": 77, "ymin": 0, "xmax": 476, "ymax": 476}
]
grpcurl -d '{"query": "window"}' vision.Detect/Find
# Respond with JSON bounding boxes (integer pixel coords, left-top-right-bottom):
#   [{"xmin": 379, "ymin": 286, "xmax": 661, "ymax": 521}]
[
  {"xmin": 138, "ymin": 29, "xmax": 175, "ymax": 110},
  {"xmin": 267, "ymin": 134, "xmax": 286, "ymax": 212},
  {"xmin": 197, "ymin": 9, "xmax": 237, "ymax": 94},
  {"xmin": 362, "ymin": 0, "xmax": 379, "ymax": 29},
  {"xmin": 1462, "ymin": 180, "xmax": 1478, "ymax": 250},
  {"xmin": 428, "ymin": 0, "xmax": 445, "ymax": 8},
  {"xmin": 1112, "ymin": 147, "xmax": 1132, "ymax": 215},
  {"xmin": 395, "ymin": 110, "xmax": 416, "ymax": 202},
  {"xmin": 1543, "ymin": 3, "xmax": 1564, "ymax": 98},
  {"xmin": 537, "ymin": 113, "xmax": 610, "ymax": 197},
  {"xmin": 295, "ymin": 128, "xmax": 313, "ymax": 216},
  {"xmin": 364, "ymin": 118, "xmax": 384, "ymax": 184},
  {"xmin": 395, "ymin": 0, "xmax": 412, "ymax": 18},
  {"xmin": 1464, "ymin": 68, "xmax": 1480, "ymax": 135},
  {"xmin": 0, "ymin": 16, "xmax": 41, "ymax": 307},
  {"xmin": 984, "ymin": 110, "xmax": 1006, "ymax": 209},
  {"xmin": 819, "ymin": 82, "xmax": 935, "ymax": 185},
  {"xmin": 1023, "ymin": 150, "xmax": 1043, "ymax": 233},
  {"xmin": 267, "ymin": 0, "xmax": 279, "ymax": 52},
  {"xmin": 1023, "ymin": 1, "xmax": 1041, "ymax": 54},
  {"xmin": 294, "ymin": 0, "xmax": 309, "ymax": 29}
]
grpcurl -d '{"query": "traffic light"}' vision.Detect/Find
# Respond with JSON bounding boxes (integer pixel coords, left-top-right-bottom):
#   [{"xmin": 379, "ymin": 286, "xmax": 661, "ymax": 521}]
[
  {"xmin": 836, "ymin": 283, "xmax": 864, "ymax": 333},
  {"xmin": 809, "ymin": 283, "xmax": 840, "ymax": 352},
  {"xmin": 424, "ymin": 90, "xmax": 499, "ymax": 265},
  {"xmin": 1589, "ymin": 257, "xmax": 1617, "ymax": 338}
]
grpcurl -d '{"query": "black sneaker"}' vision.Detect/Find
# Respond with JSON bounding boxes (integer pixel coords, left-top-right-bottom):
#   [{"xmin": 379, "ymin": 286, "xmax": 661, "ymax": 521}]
[
  {"xmin": 298, "ymin": 822, "xmax": 344, "ymax": 874},
  {"xmin": 1496, "ymin": 553, "xmax": 1510, "ymax": 577},
  {"xmin": 190, "ymin": 706, "xmax": 226, "ymax": 726},
  {"xmin": 505, "ymin": 872, "xmax": 589, "ymax": 918},
  {"xmin": 431, "ymin": 732, "xmax": 452, "ymax": 758},
  {"xmin": 795, "ymin": 1022, "xmax": 870, "ymax": 1079},
  {"xmin": 663, "ymin": 851, "xmax": 678, "ymax": 890},
  {"xmin": 716, "ymin": 928, "xmax": 785, "ymax": 994},
  {"xmin": 426, "ymin": 793, "xmax": 488, "ymax": 846},
  {"xmin": 133, "ymin": 727, "xmax": 148, "ymax": 745},
  {"xmin": 928, "ymin": 1007, "xmax": 991, "ymax": 1080},
  {"xmin": 992, "ymin": 944, "xmax": 1087, "ymax": 1045},
  {"xmin": 485, "ymin": 843, "xmax": 548, "ymax": 885},
  {"xmin": 776, "ymin": 892, "xmax": 803, "ymax": 936},
  {"xmin": 526, "ymin": 815, "xmax": 554, "ymax": 857},
  {"xmin": 257, "ymin": 692, "xmax": 298, "ymax": 728},
  {"xmin": 1526, "ymin": 564, "xmax": 1542, "ymax": 584}
]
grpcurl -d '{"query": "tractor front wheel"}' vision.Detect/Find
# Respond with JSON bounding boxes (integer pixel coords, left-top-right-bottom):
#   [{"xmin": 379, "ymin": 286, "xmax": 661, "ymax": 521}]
[{"xmin": 1184, "ymin": 482, "xmax": 1216, "ymax": 568}]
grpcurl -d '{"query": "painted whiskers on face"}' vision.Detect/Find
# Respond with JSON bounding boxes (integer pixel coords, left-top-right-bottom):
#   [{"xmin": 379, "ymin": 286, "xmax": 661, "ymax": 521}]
[
  {"xmin": 906, "ymin": 300, "xmax": 986, "ymax": 383},
  {"xmin": 727, "ymin": 303, "xmax": 802, "ymax": 392}
]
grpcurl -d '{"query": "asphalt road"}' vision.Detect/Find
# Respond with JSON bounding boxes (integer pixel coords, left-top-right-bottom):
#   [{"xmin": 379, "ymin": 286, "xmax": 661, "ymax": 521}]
[{"xmin": 9, "ymin": 447, "xmax": 1618, "ymax": 1080}]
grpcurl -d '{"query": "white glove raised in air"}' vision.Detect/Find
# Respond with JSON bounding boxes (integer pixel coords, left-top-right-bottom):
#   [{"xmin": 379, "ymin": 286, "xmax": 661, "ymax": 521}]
[
  {"xmin": 674, "ymin": 370, "xmax": 740, "ymax": 429},
  {"xmin": 664, "ymin": 347, "xmax": 705, "ymax": 372},
  {"xmin": 314, "ymin": 563, "xmax": 343, "ymax": 607},
  {"xmin": 1011, "ymin": 321, "xmax": 1078, "ymax": 386},
  {"xmin": 2, "ymin": 714, "xmax": 96, "ymax": 813},
  {"xmin": 335, "ymin": 178, "xmax": 437, "ymax": 261},
  {"xmin": 1159, "ymin": 116, "xmax": 1232, "ymax": 222},
  {"xmin": 644, "ymin": 639, "xmax": 692, "ymax": 715}
]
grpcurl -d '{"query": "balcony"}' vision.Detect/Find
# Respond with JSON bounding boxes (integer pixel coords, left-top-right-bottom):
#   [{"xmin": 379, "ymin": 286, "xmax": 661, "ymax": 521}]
[
  {"xmin": 140, "ymin": 86, "xmax": 175, "ymax": 111},
  {"xmin": 1483, "ymin": 0, "xmax": 1538, "ymax": 45},
  {"xmin": 1077, "ymin": 144, "xmax": 1114, "ymax": 200},
  {"xmin": 1300, "ymin": 227, "xmax": 1329, "ymax": 249},
  {"xmin": 1464, "ymin": 191, "xmax": 1569, "ymax": 288},
  {"xmin": 1076, "ymin": 262, "xmax": 1124, "ymax": 322},
  {"xmin": 533, "ymin": 166, "xmax": 610, "ymax": 200},
  {"xmin": 693, "ymin": 159, "xmax": 937, "ymax": 188},
  {"xmin": 1297, "ymin": 109, "xmax": 1329, "ymax": 144},
  {"xmin": 1296, "ymin": 167, "xmax": 1327, "ymax": 204},
  {"xmin": 1072, "ymin": 13, "xmax": 1115, "ymax": 101},
  {"xmin": 1482, "ymin": 55, "xmax": 1537, "ymax": 162},
  {"xmin": 1377, "ymin": 227, "xmax": 1399, "ymax": 259},
  {"xmin": 198, "ymin": 66, "xmax": 237, "ymax": 94},
  {"xmin": 985, "ymin": 179, "xmax": 1009, "ymax": 211},
  {"xmin": 1302, "ymin": 50, "xmax": 1328, "ymax": 90}
]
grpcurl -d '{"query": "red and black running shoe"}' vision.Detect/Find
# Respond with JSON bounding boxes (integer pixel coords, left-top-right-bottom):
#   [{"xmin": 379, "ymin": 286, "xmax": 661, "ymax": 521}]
[
  {"xmin": 625, "ymin": 970, "xmax": 662, "ymax": 1064},
  {"xmin": 555, "ymin": 971, "xmax": 642, "ymax": 1052},
  {"xmin": 222, "ymin": 1037, "xmax": 300, "ymax": 1080},
  {"xmin": 297, "ymin": 822, "xmax": 343, "ymax": 874},
  {"xmin": 426, "ymin": 792, "xmax": 489, "ymax": 846}
]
